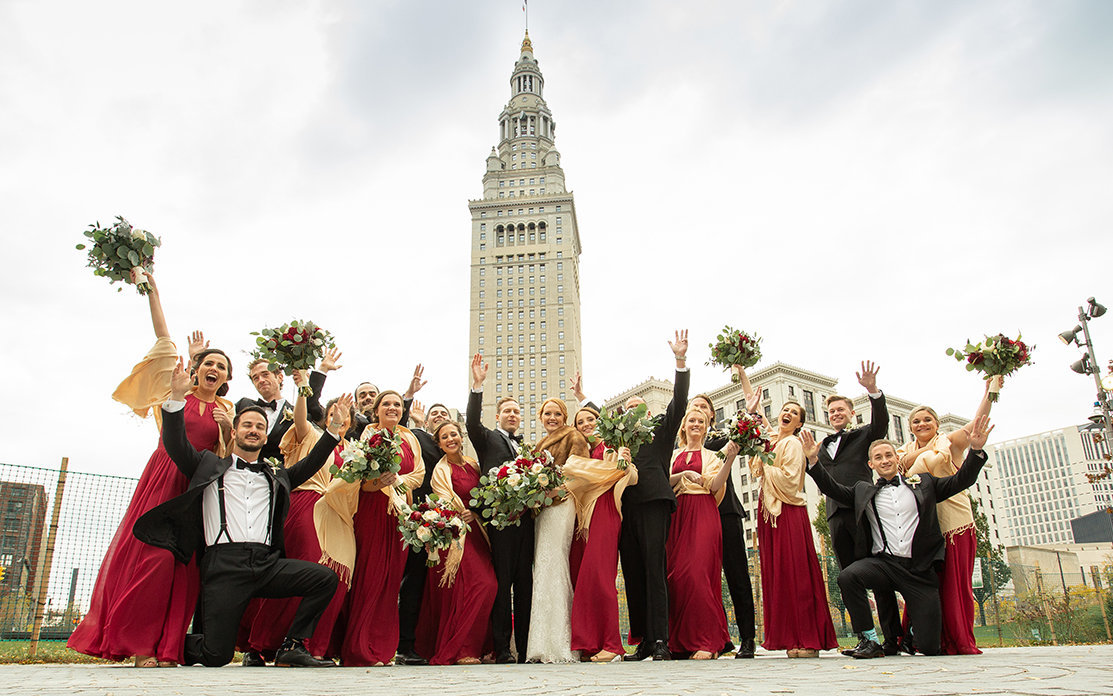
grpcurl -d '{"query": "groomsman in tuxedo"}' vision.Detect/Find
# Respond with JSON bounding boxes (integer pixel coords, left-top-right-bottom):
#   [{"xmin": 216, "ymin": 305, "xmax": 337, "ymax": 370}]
[
  {"xmin": 395, "ymin": 401, "xmax": 453, "ymax": 666},
  {"xmin": 802, "ymin": 416, "xmax": 994, "ymax": 657},
  {"xmin": 816, "ymin": 362, "xmax": 901, "ymax": 651},
  {"xmin": 620, "ymin": 330, "xmax": 689, "ymax": 662},
  {"xmin": 134, "ymin": 360, "xmax": 346, "ymax": 667},
  {"xmin": 466, "ymin": 354, "xmax": 530, "ymax": 664}
]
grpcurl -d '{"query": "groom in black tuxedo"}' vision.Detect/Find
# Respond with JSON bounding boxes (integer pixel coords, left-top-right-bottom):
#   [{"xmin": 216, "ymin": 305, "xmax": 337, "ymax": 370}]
[
  {"xmin": 134, "ymin": 360, "xmax": 345, "ymax": 667},
  {"xmin": 803, "ymin": 416, "xmax": 994, "ymax": 658},
  {"xmin": 465, "ymin": 353, "xmax": 531, "ymax": 664}
]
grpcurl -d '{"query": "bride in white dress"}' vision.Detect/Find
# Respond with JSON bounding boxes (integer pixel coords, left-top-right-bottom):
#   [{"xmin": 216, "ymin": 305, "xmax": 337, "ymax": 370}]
[{"xmin": 525, "ymin": 398, "xmax": 591, "ymax": 663}]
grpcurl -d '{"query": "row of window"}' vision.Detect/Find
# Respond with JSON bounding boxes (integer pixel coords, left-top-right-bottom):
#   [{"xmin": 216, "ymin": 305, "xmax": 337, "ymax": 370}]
[
  {"xmin": 479, "ymin": 205, "xmax": 563, "ymax": 219},
  {"xmin": 476, "ymin": 295, "xmax": 569, "ymax": 312},
  {"xmin": 500, "ymin": 176, "xmax": 544, "ymax": 186}
]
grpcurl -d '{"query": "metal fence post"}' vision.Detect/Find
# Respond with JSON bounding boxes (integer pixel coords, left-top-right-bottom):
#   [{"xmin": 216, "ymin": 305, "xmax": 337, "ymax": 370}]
[
  {"xmin": 1092, "ymin": 565, "xmax": 1112, "ymax": 643},
  {"xmin": 28, "ymin": 457, "xmax": 68, "ymax": 657}
]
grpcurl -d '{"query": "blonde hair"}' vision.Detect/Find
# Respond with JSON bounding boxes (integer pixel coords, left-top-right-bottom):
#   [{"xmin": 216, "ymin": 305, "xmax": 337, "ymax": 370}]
[
  {"xmin": 908, "ymin": 405, "xmax": 940, "ymax": 428},
  {"xmin": 677, "ymin": 407, "xmax": 710, "ymax": 446},
  {"xmin": 539, "ymin": 398, "xmax": 568, "ymax": 425}
]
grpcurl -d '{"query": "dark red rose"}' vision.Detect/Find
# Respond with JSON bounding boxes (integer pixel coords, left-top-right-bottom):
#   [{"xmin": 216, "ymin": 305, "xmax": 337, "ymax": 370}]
[
  {"xmin": 409, "ymin": 511, "xmax": 422, "ymax": 521},
  {"xmin": 436, "ymin": 521, "xmax": 446, "ymax": 530},
  {"xmin": 967, "ymin": 352, "xmax": 984, "ymax": 366},
  {"xmin": 498, "ymin": 465, "xmax": 510, "ymax": 479}
]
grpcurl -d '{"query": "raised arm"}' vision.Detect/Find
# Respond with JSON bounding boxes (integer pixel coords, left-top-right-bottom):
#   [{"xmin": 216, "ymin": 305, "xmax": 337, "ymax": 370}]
[
  {"xmin": 287, "ymin": 394, "xmax": 349, "ymax": 488},
  {"xmin": 950, "ymin": 380, "xmax": 995, "ymax": 453},
  {"xmin": 160, "ymin": 358, "xmax": 204, "ymax": 478},
  {"xmin": 857, "ymin": 361, "xmax": 889, "ymax": 440},
  {"xmin": 466, "ymin": 354, "xmax": 491, "ymax": 458},
  {"xmin": 660, "ymin": 330, "xmax": 691, "ymax": 436},
  {"xmin": 134, "ymin": 269, "xmax": 170, "ymax": 340},
  {"xmin": 934, "ymin": 415, "xmax": 993, "ymax": 501},
  {"xmin": 292, "ymin": 370, "xmax": 312, "ymax": 440}
]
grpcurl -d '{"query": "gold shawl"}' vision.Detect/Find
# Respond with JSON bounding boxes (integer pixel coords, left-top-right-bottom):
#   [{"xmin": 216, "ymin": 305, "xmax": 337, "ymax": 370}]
[
  {"xmin": 535, "ymin": 425, "xmax": 591, "ymax": 510},
  {"xmin": 757, "ymin": 434, "xmax": 808, "ymax": 527},
  {"xmin": 669, "ymin": 447, "xmax": 727, "ymax": 505},
  {"xmin": 278, "ymin": 424, "xmax": 335, "ymax": 495},
  {"xmin": 898, "ymin": 432, "xmax": 974, "ymax": 539},
  {"xmin": 314, "ymin": 425, "xmax": 424, "ymax": 586},
  {"xmin": 429, "ymin": 455, "xmax": 489, "ymax": 587},
  {"xmin": 112, "ymin": 336, "xmax": 232, "ymax": 455},
  {"xmin": 563, "ymin": 454, "xmax": 638, "ymax": 537}
]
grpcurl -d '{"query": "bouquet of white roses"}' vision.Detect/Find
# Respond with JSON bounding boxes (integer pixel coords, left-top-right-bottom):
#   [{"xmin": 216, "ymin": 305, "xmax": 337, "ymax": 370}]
[
  {"xmin": 397, "ymin": 495, "xmax": 467, "ymax": 567},
  {"xmin": 330, "ymin": 429, "xmax": 404, "ymax": 486},
  {"xmin": 76, "ymin": 216, "xmax": 161, "ymax": 295},
  {"xmin": 469, "ymin": 445, "xmax": 563, "ymax": 529},
  {"xmin": 250, "ymin": 319, "xmax": 335, "ymax": 396}
]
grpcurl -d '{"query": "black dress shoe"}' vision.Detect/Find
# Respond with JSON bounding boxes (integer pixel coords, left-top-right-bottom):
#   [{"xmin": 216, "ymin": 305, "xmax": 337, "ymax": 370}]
[
  {"xmin": 395, "ymin": 650, "xmax": 428, "ymax": 666},
  {"xmin": 494, "ymin": 650, "xmax": 515, "ymax": 664},
  {"xmin": 274, "ymin": 639, "xmax": 335, "ymax": 667},
  {"xmin": 242, "ymin": 650, "xmax": 266, "ymax": 667},
  {"xmin": 623, "ymin": 644, "xmax": 651, "ymax": 662},
  {"xmin": 735, "ymin": 638, "xmax": 756, "ymax": 659},
  {"xmin": 881, "ymin": 638, "xmax": 900, "ymax": 656},
  {"xmin": 722, "ymin": 640, "xmax": 736, "ymax": 655},
  {"xmin": 649, "ymin": 640, "xmax": 672, "ymax": 661},
  {"xmin": 846, "ymin": 638, "xmax": 885, "ymax": 659}
]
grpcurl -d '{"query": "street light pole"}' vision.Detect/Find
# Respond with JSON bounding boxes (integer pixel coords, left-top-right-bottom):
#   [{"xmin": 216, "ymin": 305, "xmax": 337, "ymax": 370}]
[{"xmin": 1074, "ymin": 304, "xmax": 1113, "ymax": 451}]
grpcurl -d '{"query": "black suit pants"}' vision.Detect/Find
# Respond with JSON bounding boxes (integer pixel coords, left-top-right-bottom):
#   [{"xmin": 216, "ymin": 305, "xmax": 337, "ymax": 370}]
[
  {"xmin": 829, "ymin": 507, "xmax": 901, "ymax": 641},
  {"xmin": 837, "ymin": 556, "xmax": 941, "ymax": 655},
  {"xmin": 488, "ymin": 515, "xmax": 534, "ymax": 661},
  {"xmin": 396, "ymin": 546, "xmax": 429, "ymax": 654},
  {"xmin": 720, "ymin": 512, "xmax": 755, "ymax": 641},
  {"xmin": 619, "ymin": 500, "xmax": 672, "ymax": 646},
  {"xmin": 185, "ymin": 543, "xmax": 338, "ymax": 667}
]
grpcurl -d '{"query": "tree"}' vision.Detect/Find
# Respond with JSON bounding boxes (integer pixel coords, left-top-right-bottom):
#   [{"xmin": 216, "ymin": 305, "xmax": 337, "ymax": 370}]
[
  {"xmin": 812, "ymin": 499, "xmax": 847, "ymax": 633},
  {"xmin": 971, "ymin": 498, "xmax": 1012, "ymax": 626}
]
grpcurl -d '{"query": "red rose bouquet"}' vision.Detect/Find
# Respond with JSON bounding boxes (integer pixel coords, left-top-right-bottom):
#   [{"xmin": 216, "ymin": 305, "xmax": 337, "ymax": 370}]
[
  {"xmin": 720, "ymin": 411, "xmax": 775, "ymax": 465},
  {"xmin": 468, "ymin": 445, "xmax": 563, "ymax": 529},
  {"xmin": 76, "ymin": 216, "xmax": 161, "ymax": 295},
  {"xmin": 330, "ymin": 428, "xmax": 404, "ymax": 486},
  {"xmin": 946, "ymin": 333, "xmax": 1034, "ymax": 402},
  {"xmin": 250, "ymin": 319, "xmax": 335, "ymax": 396},
  {"xmin": 708, "ymin": 326, "xmax": 763, "ymax": 383},
  {"xmin": 397, "ymin": 495, "xmax": 467, "ymax": 566}
]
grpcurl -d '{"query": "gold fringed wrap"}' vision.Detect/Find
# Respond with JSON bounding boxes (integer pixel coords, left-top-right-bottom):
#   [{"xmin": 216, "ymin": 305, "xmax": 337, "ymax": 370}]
[
  {"xmin": 279, "ymin": 424, "xmax": 334, "ymax": 495},
  {"xmin": 314, "ymin": 426, "xmax": 424, "ymax": 587},
  {"xmin": 112, "ymin": 336, "xmax": 233, "ymax": 456},
  {"xmin": 898, "ymin": 432, "xmax": 974, "ymax": 540},
  {"xmin": 430, "ymin": 456, "xmax": 489, "ymax": 588},
  {"xmin": 669, "ymin": 447, "xmax": 727, "ymax": 505},
  {"xmin": 563, "ymin": 454, "xmax": 638, "ymax": 538},
  {"xmin": 755, "ymin": 435, "xmax": 808, "ymax": 527}
]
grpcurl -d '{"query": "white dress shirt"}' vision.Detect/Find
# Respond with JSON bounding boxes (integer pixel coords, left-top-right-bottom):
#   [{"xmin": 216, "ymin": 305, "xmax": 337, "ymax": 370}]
[{"xmin": 867, "ymin": 477, "xmax": 918, "ymax": 558}]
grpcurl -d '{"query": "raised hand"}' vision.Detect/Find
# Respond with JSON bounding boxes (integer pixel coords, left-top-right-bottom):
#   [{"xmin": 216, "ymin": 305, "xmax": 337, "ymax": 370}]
[
  {"xmin": 170, "ymin": 357, "xmax": 191, "ymax": 401},
  {"xmin": 668, "ymin": 329, "xmax": 689, "ymax": 362},
  {"xmin": 569, "ymin": 372, "xmax": 586, "ymax": 402},
  {"xmin": 404, "ymin": 363, "xmax": 427, "ymax": 399},
  {"xmin": 856, "ymin": 360, "xmax": 880, "ymax": 393},
  {"xmin": 410, "ymin": 400, "xmax": 427, "ymax": 429},
  {"xmin": 292, "ymin": 369, "xmax": 309, "ymax": 390},
  {"xmin": 471, "ymin": 353, "xmax": 489, "ymax": 390},
  {"xmin": 213, "ymin": 402, "xmax": 233, "ymax": 432},
  {"xmin": 328, "ymin": 394, "xmax": 353, "ymax": 435},
  {"xmin": 187, "ymin": 331, "xmax": 209, "ymax": 361},
  {"xmin": 130, "ymin": 267, "xmax": 156, "ymax": 294},
  {"xmin": 967, "ymin": 415, "xmax": 995, "ymax": 451},
  {"xmin": 723, "ymin": 440, "xmax": 740, "ymax": 460},
  {"xmin": 745, "ymin": 390, "xmax": 761, "ymax": 414},
  {"xmin": 320, "ymin": 347, "xmax": 343, "ymax": 373},
  {"xmin": 799, "ymin": 429, "xmax": 821, "ymax": 465}
]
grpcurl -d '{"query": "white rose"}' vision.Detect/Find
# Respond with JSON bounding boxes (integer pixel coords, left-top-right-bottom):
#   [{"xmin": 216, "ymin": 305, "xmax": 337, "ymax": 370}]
[
  {"xmin": 130, "ymin": 228, "xmax": 147, "ymax": 241},
  {"xmin": 416, "ymin": 526, "xmax": 433, "ymax": 541},
  {"xmin": 537, "ymin": 472, "xmax": 549, "ymax": 487},
  {"xmin": 530, "ymin": 462, "xmax": 543, "ymax": 473},
  {"xmin": 507, "ymin": 473, "xmax": 522, "ymax": 488},
  {"xmin": 422, "ymin": 510, "xmax": 439, "ymax": 522}
]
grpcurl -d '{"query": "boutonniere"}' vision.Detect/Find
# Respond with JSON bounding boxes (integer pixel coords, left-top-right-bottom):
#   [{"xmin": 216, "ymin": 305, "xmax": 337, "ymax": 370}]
[
  {"xmin": 905, "ymin": 474, "xmax": 921, "ymax": 488},
  {"xmin": 263, "ymin": 457, "xmax": 283, "ymax": 474},
  {"xmin": 282, "ymin": 407, "xmax": 294, "ymax": 422}
]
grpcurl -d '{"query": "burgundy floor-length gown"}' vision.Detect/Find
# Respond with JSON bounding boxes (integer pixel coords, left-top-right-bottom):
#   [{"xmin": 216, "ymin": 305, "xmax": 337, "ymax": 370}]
[
  {"xmin": 339, "ymin": 440, "xmax": 416, "ymax": 666},
  {"xmin": 569, "ymin": 488, "xmax": 625, "ymax": 656},
  {"xmin": 901, "ymin": 528, "xmax": 982, "ymax": 655},
  {"xmin": 757, "ymin": 500, "xmax": 837, "ymax": 651},
  {"xmin": 414, "ymin": 461, "xmax": 497, "ymax": 665},
  {"xmin": 68, "ymin": 394, "xmax": 213, "ymax": 663},
  {"xmin": 665, "ymin": 451, "xmax": 730, "ymax": 654}
]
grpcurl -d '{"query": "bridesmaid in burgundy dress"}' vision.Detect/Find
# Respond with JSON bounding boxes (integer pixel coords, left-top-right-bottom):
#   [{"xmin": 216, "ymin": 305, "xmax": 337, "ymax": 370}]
[
  {"xmin": 316, "ymin": 390, "xmax": 424, "ymax": 666},
  {"xmin": 69, "ymin": 272, "xmax": 233, "ymax": 667},
  {"xmin": 414, "ymin": 421, "xmax": 497, "ymax": 665},
  {"xmin": 748, "ymin": 401, "xmax": 837, "ymax": 657},
  {"xmin": 665, "ymin": 408, "xmax": 732, "ymax": 659}
]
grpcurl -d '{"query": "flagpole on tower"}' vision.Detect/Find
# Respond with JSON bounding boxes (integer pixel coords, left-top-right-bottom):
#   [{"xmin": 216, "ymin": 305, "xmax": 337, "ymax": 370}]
[{"xmin": 523, "ymin": 0, "xmax": 528, "ymax": 33}]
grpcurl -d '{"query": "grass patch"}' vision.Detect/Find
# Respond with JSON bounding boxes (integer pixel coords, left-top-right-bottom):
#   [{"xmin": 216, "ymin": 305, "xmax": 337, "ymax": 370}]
[{"xmin": 0, "ymin": 640, "xmax": 112, "ymax": 665}]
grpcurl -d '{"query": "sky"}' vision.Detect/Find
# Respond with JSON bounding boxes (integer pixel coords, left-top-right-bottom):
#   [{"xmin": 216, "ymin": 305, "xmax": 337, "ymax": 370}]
[{"xmin": 2, "ymin": 0, "xmax": 1112, "ymax": 478}]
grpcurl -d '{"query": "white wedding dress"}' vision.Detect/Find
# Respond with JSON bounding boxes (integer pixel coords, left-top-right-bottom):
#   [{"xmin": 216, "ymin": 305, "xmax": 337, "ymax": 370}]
[{"xmin": 525, "ymin": 499, "xmax": 580, "ymax": 663}]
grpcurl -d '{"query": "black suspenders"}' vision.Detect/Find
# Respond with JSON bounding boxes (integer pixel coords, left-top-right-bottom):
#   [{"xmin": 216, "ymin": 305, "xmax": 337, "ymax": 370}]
[{"xmin": 213, "ymin": 469, "xmax": 276, "ymax": 545}]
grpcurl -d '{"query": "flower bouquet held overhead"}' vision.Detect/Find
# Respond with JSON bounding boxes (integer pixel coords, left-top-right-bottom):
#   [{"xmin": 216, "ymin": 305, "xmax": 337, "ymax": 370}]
[
  {"xmin": 708, "ymin": 325, "xmax": 762, "ymax": 387},
  {"xmin": 946, "ymin": 333, "xmax": 1034, "ymax": 402},
  {"xmin": 251, "ymin": 320, "xmax": 335, "ymax": 397},
  {"xmin": 76, "ymin": 216, "xmax": 161, "ymax": 294},
  {"xmin": 397, "ymin": 495, "xmax": 467, "ymax": 567},
  {"xmin": 593, "ymin": 404, "xmax": 655, "ymax": 470},
  {"xmin": 469, "ymin": 445, "xmax": 564, "ymax": 530}
]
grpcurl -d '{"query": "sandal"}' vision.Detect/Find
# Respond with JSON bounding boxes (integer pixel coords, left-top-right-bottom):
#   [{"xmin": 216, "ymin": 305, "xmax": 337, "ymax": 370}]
[
  {"xmin": 456, "ymin": 657, "xmax": 481, "ymax": 665},
  {"xmin": 134, "ymin": 656, "xmax": 158, "ymax": 668},
  {"xmin": 590, "ymin": 650, "xmax": 620, "ymax": 663},
  {"xmin": 691, "ymin": 651, "xmax": 713, "ymax": 660}
]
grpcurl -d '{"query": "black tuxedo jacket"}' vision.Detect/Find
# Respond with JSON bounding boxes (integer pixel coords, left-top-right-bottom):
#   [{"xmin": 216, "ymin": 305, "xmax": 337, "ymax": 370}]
[
  {"xmin": 465, "ymin": 390, "xmax": 520, "ymax": 471},
  {"xmin": 235, "ymin": 370, "xmax": 327, "ymax": 461},
  {"xmin": 133, "ymin": 406, "xmax": 339, "ymax": 564},
  {"xmin": 806, "ymin": 449, "xmax": 987, "ymax": 574},
  {"xmin": 411, "ymin": 428, "xmax": 441, "ymax": 499},
  {"xmin": 622, "ymin": 369, "xmax": 690, "ymax": 510},
  {"xmin": 816, "ymin": 393, "xmax": 889, "ymax": 517},
  {"xmin": 704, "ymin": 433, "xmax": 747, "ymax": 519}
]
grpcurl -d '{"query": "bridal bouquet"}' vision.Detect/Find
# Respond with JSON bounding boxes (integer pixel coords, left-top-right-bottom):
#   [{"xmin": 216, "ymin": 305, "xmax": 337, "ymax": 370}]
[
  {"xmin": 707, "ymin": 325, "xmax": 762, "ymax": 383},
  {"xmin": 719, "ymin": 411, "xmax": 775, "ymax": 465},
  {"xmin": 250, "ymin": 320, "xmax": 335, "ymax": 396},
  {"xmin": 397, "ymin": 495, "xmax": 466, "ymax": 567},
  {"xmin": 469, "ymin": 445, "xmax": 563, "ymax": 529},
  {"xmin": 946, "ymin": 333, "xmax": 1034, "ymax": 402},
  {"xmin": 76, "ymin": 216, "xmax": 161, "ymax": 295},
  {"xmin": 330, "ymin": 429, "xmax": 404, "ymax": 486},
  {"xmin": 594, "ymin": 404, "xmax": 655, "ymax": 469}
]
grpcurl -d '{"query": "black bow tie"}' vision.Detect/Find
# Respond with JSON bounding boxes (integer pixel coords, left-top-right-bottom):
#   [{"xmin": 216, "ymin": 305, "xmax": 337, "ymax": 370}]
[
  {"xmin": 256, "ymin": 399, "xmax": 277, "ymax": 410},
  {"xmin": 508, "ymin": 433, "xmax": 523, "ymax": 443},
  {"xmin": 236, "ymin": 459, "xmax": 267, "ymax": 474},
  {"xmin": 876, "ymin": 476, "xmax": 901, "ymax": 489}
]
